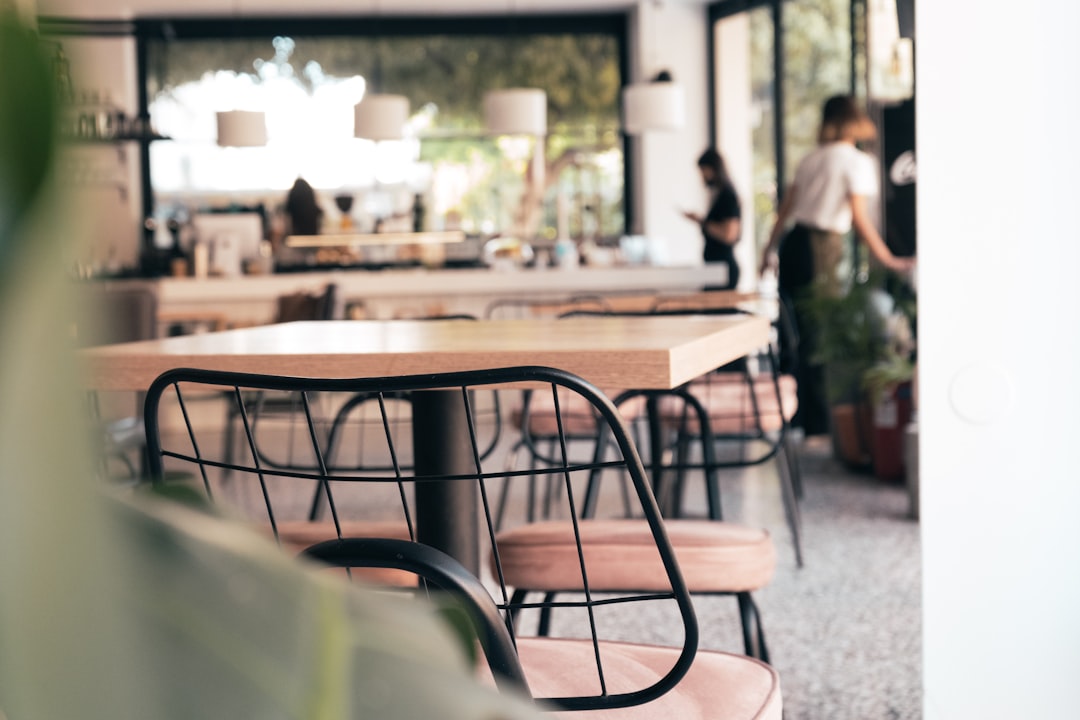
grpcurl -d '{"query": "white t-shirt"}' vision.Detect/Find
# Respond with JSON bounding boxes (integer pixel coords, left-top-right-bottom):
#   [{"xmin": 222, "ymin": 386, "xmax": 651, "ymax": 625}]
[{"xmin": 789, "ymin": 142, "xmax": 878, "ymax": 234}]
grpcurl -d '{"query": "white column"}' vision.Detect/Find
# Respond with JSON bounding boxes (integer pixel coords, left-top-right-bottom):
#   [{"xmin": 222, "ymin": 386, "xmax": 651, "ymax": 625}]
[
  {"xmin": 712, "ymin": 12, "xmax": 755, "ymax": 285},
  {"xmin": 919, "ymin": 1, "xmax": 1080, "ymax": 716},
  {"xmin": 631, "ymin": 0, "xmax": 711, "ymax": 266}
]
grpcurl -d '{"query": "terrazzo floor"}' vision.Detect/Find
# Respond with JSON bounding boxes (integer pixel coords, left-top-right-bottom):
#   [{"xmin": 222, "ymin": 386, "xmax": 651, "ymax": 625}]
[{"xmin": 703, "ymin": 445, "xmax": 922, "ymax": 720}]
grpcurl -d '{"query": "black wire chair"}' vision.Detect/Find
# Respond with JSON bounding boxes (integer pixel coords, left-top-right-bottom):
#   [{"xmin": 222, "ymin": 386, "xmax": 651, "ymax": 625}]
[
  {"xmin": 78, "ymin": 283, "xmax": 159, "ymax": 482},
  {"xmin": 222, "ymin": 313, "xmax": 503, "ymax": 521},
  {"xmin": 560, "ymin": 302, "xmax": 804, "ymax": 569},
  {"xmin": 484, "ymin": 296, "xmax": 642, "ymax": 528},
  {"xmin": 495, "ymin": 354, "xmax": 781, "ymax": 663},
  {"xmin": 221, "ymin": 282, "xmax": 339, "ymax": 479},
  {"xmin": 141, "ymin": 365, "xmax": 781, "ymax": 717}
]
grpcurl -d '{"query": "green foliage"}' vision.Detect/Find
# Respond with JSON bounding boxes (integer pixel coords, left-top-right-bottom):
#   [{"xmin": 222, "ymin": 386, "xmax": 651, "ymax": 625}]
[
  {"xmin": 433, "ymin": 602, "xmax": 479, "ymax": 667},
  {"xmin": 800, "ymin": 268, "xmax": 916, "ymax": 404},
  {"xmin": 800, "ymin": 275, "xmax": 885, "ymax": 369},
  {"xmin": 781, "ymin": 0, "xmax": 853, "ymax": 179},
  {"xmin": 746, "ymin": 0, "xmax": 855, "ymax": 251},
  {"xmin": 862, "ymin": 349, "xmax": 914, "ymax": 402},
  {"xmin": 137, "ymin": 477, "xmax": 218, "ymax": 512},
  {"xmin": 0, "ymin": 14, "xmax": 57, "ymax": 259}
]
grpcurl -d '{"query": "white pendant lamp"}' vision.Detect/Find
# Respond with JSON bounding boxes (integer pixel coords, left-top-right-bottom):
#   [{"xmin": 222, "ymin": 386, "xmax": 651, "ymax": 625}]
[
  {"xmin": 216, "ymin": 110, "xmax": 268, "ymax": 147},
  {"xmin": 354, "ymin": 93, "xmax": 410, "ymax": 141},
  {"xmin": 622, "ymin": 74, "xmax": 685, "ymax": 135},
  {"xmin": 483, "ymin": 88, "xmax": 547, "ymax": 136}
]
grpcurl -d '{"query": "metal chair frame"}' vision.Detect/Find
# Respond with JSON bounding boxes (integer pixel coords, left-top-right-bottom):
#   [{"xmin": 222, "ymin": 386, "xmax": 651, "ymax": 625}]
[
  {"xmin": 142, "ymin": 365, "xmax": 701, "ymax": 713},
  {"xmin": 79, "ymin": 283, "xmax": 159, "ymax": 482},
  {"xmin": 561, "ymin": 305, "xmax": 804, "ymax": 568},
  {"xmin": 222, "ymin": 314, "xmax": 503, "ymax": 515},
  {"xmin": 484, "ymin": 296, "xmax": 640, "ymax": 527}
]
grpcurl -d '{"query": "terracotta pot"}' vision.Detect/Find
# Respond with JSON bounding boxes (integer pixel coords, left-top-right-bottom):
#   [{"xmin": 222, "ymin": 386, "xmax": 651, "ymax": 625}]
[
  {"xmin": 831, "ymin": 402, "xmax": 873, "ymax": 469},
  {"xmin": 870, "ymin": 381, "xmax": 913, "ymax": 482}
]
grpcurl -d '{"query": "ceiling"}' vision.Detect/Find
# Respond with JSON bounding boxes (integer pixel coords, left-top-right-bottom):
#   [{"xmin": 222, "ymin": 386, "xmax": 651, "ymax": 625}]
[{"xmin": 38, "ymin": 0, "xmax": 703, "ymax": 21}]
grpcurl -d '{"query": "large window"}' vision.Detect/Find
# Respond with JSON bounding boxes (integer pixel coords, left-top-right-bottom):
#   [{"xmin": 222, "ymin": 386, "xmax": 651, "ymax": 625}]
[
  {"xmin": 139, "ymin": 16, "xmax": 627, "ymax": 243},
  {"xmin": 780, "ymin": 0, "xmax": 853, "ymax": 182}
]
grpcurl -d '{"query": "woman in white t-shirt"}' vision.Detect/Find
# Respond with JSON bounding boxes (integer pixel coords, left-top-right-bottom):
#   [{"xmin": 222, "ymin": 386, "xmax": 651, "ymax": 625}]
[{"xmin": 759, "ymin": 95, "xmax": 915, "ymax": 438}]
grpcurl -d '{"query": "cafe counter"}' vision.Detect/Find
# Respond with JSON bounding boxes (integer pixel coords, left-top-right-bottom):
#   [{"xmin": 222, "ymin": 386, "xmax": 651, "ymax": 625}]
[{"xmin": 119, "ymin": 263, "xmax": 728, "ymax": 331}]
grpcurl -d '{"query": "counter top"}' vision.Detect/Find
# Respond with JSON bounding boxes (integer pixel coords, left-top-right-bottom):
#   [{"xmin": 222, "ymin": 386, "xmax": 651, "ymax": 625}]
[
  {"xmin": 104, "ymin": 263, "xmax": 730, "ymax": 326},
  {"xmin": 151, "ymin": 263, "xmax": 728, "ymax": 304}
]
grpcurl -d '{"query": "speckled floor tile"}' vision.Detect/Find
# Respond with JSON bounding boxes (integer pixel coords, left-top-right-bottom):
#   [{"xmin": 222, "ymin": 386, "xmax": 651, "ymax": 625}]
[{"xmin": 685, "ymin": 444, "xmax": 923, "ymax": 720}]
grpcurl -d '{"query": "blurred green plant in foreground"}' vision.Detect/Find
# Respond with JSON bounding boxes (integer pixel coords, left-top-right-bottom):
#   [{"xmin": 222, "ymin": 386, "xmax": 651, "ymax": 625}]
[
  {"xmin": 0, "ymin": 11, "xmax": 540, "ymax": 719},
  {"xmin": 0, "ymin": 12, "xmax": 55, "ymax": 272}
]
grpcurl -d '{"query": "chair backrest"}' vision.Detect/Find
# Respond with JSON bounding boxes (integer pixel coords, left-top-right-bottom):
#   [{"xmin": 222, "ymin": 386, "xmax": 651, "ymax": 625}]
[
  {"xmin": 484, "ymin": 295, "xmax": 612, "ymax": 320},
  {"xmin": 142, "ymin": 365, "xmax": 698, "ymax": 712},
  {"xmin": 303, "ymin": 535, "xmax": 532, "ymax": 697},
  {"xmin": 228, "ymin": 315, "xmax": 501, "ymax": 499},
  {"xmin": 275, "ymin": 282, "xmax": 337, "ymax": 323},
  {"xmin": 77, "ymin": 283, "xmax": 158, "ymax": 346},
  {"xmin": 76, "ymin": 284, "xmax": 159, "ymax": 481}
]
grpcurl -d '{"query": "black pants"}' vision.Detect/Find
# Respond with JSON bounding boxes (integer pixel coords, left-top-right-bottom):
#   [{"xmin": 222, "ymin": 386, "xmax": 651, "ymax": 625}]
[
  {"xmin": 777, "ymin": 224, "xmax": 831, "ymax": 436},
  {"xmin": 703, "ymin": 258, "xmax": 739, "ymax": 292}
]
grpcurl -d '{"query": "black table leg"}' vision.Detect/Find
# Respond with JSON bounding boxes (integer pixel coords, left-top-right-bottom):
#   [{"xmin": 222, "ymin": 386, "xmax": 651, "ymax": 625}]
[
  {"xmin": 645, "ymin": 394, "xmax": 674, "ymax": 515},
  {"xmin": 411, "ymin": 389, "xmax": 480, "ymax": 575}
]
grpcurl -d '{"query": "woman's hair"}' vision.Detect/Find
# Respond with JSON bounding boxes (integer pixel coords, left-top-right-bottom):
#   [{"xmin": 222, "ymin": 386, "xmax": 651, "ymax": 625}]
[
  {"xmin": 285, "ymin": 177, "xmax": 322, "ymax": 235},
  {"xmin": 697, "ymin": 148, "xmax": 731, "ymax": 187},
  {"xmin": 818, "ymin": 95, "xmax": 877, "ymax": 144}
]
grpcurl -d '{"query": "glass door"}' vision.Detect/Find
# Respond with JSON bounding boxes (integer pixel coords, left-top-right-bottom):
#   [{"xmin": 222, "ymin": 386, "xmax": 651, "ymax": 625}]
[
  {"xmin": 711, "ymin": 4, "xmax": 776, "ymax": 279},
  {"xmin": 710, "ymin": 0, "xmax": 854, "ymax": 279}
]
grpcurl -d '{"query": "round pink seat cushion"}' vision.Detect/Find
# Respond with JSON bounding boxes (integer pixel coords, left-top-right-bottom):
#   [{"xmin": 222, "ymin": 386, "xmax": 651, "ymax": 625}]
[
  {"xmin": 659, "ymin": 373, "xmax": 797, "ymax": 434},
  {"xmin": 271, "ymin": 519, "xmax": 417, "ymax": 586},
  {"xmin": 512, "ymin": 390, "xmax": 648, "ymax": 437},
  {"xmin": 495, "ymin": 519, "xmax": 776, "ymax": 593},
  {"xmin": 505, "ymin": 637, "xmax": 782, "ymax": 719}
]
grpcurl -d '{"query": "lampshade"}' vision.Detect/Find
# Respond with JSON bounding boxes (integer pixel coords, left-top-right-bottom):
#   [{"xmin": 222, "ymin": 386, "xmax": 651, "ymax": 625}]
[
  {"xmin": 483, "ymin": 88, "xmax": 547, "ymax": 136},
  {"xmin": 216, "ymin": 110, "xmax": 267, "ymax": 147},
  {"xmin": 622, "ymin": 81, "xmax": 686, "ymax": 135},
  {"xmin": 354, "ymin": 94, "xmax": 410, "ymax": 141}
]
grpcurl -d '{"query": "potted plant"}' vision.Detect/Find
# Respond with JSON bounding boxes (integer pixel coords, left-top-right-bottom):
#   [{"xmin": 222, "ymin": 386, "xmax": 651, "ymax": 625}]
[
  {"xmin": 861, "ymin": 282, "xmax": 916, "ymax": 481},
  {"xmin": 800, "ymin": 269, "xmax": 916, "ymax": 472}
]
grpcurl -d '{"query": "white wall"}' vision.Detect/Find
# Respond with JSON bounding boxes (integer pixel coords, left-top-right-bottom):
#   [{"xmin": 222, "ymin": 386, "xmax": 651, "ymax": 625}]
[
  {"xmin": 630, "ymin": 0, "xmax": 712, "ymax": 267},
  {"xmin": 712, "ymin": 13, "xmax": 756, "ymax": 286},
  {"xmin": 918, "ymin": 1, "xmax": 1080, "ymax": 717},
  {"xmin": 60, "ymin": 36, "xmax": 143, "ymax": 270}
]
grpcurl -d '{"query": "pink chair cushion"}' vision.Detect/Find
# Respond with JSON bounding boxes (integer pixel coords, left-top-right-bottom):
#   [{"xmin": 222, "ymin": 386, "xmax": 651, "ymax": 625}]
[
  {"xmin": 511, "ymin": 390, "xmax": 647, "ymax": 437},
  {"xmin": 495, "ymin": 519, "xmax": 776, "ymax": 593},
  {"xmin": 271, "ymin": 519, "xmax": 417, "ymax": 586},
  {"xmin": 487, "ymin": 637, "xmax": 782, "ymax": 719},
  {"xmin": 660, "ymin": 373, "xmax": 797, "ymax": 434},
  {"xmin": 273, "ymin": 519, "xmax": 411, "ymax": 546}
]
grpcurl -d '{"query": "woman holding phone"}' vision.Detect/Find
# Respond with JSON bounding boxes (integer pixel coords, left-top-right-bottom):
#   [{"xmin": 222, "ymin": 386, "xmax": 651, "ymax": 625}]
[{"xmin": 683, "ymin": 148, "xmax": 742, "ymax": 290}]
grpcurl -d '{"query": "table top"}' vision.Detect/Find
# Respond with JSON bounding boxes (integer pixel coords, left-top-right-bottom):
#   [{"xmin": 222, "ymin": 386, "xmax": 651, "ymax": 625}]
[{"xmin": 81, "ymin": 315, "xmax": 770, "ymax": 392}]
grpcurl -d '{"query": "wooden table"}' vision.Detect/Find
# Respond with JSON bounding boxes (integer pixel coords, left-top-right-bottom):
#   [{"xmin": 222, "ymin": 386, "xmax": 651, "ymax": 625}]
[
  {"xmin": 82, "ymin": 316, "xmax": 769, "ymax": 393},
  {"xmin": 82, "ymin": 315, "xmax": 770, "ymax": 570}
]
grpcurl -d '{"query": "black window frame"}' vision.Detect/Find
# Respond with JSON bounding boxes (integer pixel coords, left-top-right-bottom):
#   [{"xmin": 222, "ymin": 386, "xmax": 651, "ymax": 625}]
[{"xmin": 132, "ymin": 13, "xmax": 633, "ymax": 238}]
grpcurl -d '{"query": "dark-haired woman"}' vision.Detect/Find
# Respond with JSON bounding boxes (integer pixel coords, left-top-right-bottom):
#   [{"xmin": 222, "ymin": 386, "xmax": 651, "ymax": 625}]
[
  {"xmin": 683, "ymin": 148, "xmax": 741, "ymax": 290},
  {"xmin": 284, "ymin": 177, "xmax": 323, "ymax": 237}
]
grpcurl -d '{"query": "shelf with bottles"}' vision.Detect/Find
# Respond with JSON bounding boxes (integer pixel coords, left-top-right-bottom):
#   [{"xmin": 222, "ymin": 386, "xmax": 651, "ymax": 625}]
[
  {"xmin": 60, "ymin": 108, "xmax": 169, "ymax": 145},
  {"xmin": 59, "ymin": 92, "xmax": 168, "ymax": 145}
]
